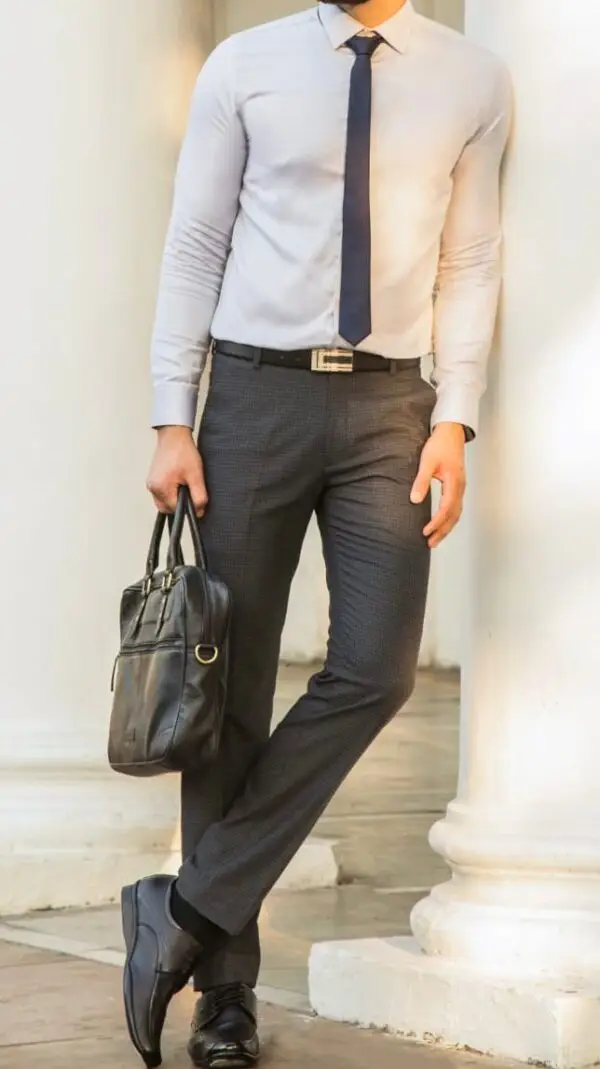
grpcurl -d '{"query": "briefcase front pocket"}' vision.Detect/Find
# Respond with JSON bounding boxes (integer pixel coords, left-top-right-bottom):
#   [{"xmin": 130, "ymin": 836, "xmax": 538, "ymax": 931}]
[{"xmin": 109, "ymin": 641, "xmax": 184, "ymax": 775}]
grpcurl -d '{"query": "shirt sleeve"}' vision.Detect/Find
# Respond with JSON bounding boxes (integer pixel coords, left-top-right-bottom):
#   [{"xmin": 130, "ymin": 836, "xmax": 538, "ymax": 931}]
[
  {"xmin": 150, "ymin": 38, "xmax": 247, "ymax": 429},
  {"xmin": 431, "ymin": 61, "xmax": 512, "ymax": 439}
]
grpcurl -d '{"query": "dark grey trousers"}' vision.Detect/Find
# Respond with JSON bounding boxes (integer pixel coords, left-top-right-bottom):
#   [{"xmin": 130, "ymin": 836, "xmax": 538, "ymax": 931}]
[{"xmin": 179, "ymin": 353, "xmax": 434, "ymax": 991}]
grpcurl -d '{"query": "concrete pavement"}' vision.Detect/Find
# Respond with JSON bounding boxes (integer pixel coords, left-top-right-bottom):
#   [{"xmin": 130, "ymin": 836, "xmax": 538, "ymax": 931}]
[{"xmin": 0, "ymin": 940, "xmax": 515, "ymax": 1069}]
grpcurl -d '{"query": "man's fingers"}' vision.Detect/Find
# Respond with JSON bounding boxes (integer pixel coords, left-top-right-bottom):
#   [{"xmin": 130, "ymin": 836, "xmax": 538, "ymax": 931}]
[
  {"xmin": 147, "ymin": 480, "xmax": 179, "ymax": 514},
  {"xmin": 147, "ymin": 434, "xmax": 209, "ymax": 516},
  {"xmin": 423, "ymin": 500, "xmax": 458, "ymax": 538},
  {"xmin": 412, "ymin": 428, "xmax": 466, "ymax": 546},
  {"xmin": 187, "ymin": 472, "xmax": 209, "ymax": 518},
  {"xmin": 148, "ymin": 477, "xmax": 207, "ymax": 517},
  {"xmin": 151, "ymin": 494, "xmax": 170, "ymax": 514},
  {"xmin": 423, "ymin": 473, "xmax": 464, "ymax": 538},
  {"xmin": 429, "ymin": 515, "xmax": 460, "ymax": 549},
  {"xmin": 410, "ymin": 459, "xmax": 436, "ymax": 504}
]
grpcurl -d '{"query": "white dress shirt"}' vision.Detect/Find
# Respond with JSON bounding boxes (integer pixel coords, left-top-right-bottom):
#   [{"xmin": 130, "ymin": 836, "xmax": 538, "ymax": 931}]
[{"xmin": 151, "ymin": 1, "xmax": 511, "ymax": 435}]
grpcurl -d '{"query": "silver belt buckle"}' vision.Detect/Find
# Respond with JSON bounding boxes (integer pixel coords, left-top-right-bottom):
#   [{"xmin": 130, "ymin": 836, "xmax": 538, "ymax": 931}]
[{"xmin": 311, "ymin": 348, "xmax": 354, "ymax": 373}]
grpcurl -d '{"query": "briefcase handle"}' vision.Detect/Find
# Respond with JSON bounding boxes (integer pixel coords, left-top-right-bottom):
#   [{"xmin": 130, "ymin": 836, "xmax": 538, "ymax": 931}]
[{"xmin": 144, "ymin": 487, "xmax": 208, "ymax": 589}]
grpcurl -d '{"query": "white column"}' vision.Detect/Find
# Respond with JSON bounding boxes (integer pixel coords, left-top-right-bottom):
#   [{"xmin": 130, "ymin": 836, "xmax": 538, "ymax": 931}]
[
  {"xmin": 310, "ymin": 3, "xmax": 600, "ymax": 1065},
  {"xmin": 0, "ymin": 0, "xmax": 214, "ymax": 912}
]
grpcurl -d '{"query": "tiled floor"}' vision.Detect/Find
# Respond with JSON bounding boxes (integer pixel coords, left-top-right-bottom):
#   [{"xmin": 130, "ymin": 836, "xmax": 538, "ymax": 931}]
[{"xmin": 3, "ymin": 667, "xmax": 459, "ymax": 1007}]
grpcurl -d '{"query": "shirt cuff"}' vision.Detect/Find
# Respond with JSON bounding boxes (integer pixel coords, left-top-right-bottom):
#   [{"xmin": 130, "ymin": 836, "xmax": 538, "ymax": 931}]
[
  {"xmin": 151, "ymin": 383, "xmax": 199, "ymax": 429},
  {"xmin": 431, "ymin": 384, "xmax": 480, "ymax": 441}
]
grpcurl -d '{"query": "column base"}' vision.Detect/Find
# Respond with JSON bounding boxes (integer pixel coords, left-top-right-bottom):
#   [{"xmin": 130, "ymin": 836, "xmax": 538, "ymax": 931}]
[
  {"xmin": 309, "ymin": 936, "xmax": 600, "ymax": 1069},
  {"xmin": 0, "ymin": 763, "xmax": 182, "ymax": 913}
]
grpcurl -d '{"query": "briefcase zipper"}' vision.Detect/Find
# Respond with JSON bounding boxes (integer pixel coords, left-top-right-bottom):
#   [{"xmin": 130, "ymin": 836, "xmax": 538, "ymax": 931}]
[
  {"xmin": 120, "ymin": 639, "xmax": 183, "ymax": 654},
  {"xmin": 111, "ymin": 640, "xmax": 184, "ymax": 692}
]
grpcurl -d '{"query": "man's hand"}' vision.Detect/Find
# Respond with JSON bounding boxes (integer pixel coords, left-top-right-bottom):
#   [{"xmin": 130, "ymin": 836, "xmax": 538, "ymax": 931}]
[
  {"xmin": 410, "ymin": 423, "xmax": 466, "ymax": 549},
  {"xmin": 147, "ymin": 426, "xmax": 208, "ymax": 516}
]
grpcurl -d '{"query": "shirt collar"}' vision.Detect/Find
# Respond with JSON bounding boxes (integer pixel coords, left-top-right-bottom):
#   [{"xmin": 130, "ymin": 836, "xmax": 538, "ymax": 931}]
[{"xmin": 317, "ymin": 1, "xmax": 415, "ymax": 54}]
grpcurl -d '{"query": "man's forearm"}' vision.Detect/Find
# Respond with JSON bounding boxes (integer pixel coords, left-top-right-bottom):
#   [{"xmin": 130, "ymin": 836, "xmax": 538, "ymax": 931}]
[
  {"xmin": 150, "ymin": 37, "xmax": 247, "ymax": 430},
  {"xmin": 431, "ymin": 62, "xmax": 512, "ymax": 438},
  {"xmin": 431, "ymin": 249, "xmax": 502, "ymax": 438},
  {"xmin": 150, "ymin": 245, "xmax": 223, "ymax": 430}
]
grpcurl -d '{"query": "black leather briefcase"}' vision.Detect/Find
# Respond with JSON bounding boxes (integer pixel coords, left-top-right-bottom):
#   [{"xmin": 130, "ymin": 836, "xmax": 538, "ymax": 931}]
[{"xmin": 108, "ymin": 487, "xmax": 232, "ymax": 777}]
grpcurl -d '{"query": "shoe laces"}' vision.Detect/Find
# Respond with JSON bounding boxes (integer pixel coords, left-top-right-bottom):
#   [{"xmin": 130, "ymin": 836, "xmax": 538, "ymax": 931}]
[{"xmin": 211, "ymin": 983, "xmax": 248, "ymax": 1013}]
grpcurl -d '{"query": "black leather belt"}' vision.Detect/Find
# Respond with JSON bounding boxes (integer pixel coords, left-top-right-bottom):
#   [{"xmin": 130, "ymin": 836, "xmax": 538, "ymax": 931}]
[{"xmin": 213, "ymin": 340, "xmax": 420, "ymax": 374}]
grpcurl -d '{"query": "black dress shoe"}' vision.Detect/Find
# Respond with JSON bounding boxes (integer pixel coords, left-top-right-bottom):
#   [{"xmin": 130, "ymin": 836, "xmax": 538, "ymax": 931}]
[
  {"xmin": 188, "ymin": 983, "xmax": 260, "ymax": 1068},
  {"xmin": 121, "ymin": 875, "xmax": 205, "ymax": 1068}
]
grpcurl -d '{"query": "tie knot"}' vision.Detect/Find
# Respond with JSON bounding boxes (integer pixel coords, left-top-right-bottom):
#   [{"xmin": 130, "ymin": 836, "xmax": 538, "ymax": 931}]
[{"xmin": 347, "ymin": 33, "xmax": 383, "ymax": 59}]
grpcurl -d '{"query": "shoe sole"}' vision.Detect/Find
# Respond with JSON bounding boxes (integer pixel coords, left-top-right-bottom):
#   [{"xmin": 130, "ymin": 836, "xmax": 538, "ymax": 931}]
[
  {"xmin": 122, "ymin": 883, "xmax": 163, "ymax": 1069},
  {"xmin": 189, "ymin": 1052, "xmax": 260, "ymax": 1069}
]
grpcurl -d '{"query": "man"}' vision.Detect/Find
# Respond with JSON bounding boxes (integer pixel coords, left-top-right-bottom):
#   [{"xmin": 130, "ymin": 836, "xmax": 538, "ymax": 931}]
[{"xmin": 121, "ymin": 1, "xmax": 511, "ymax": 1066}]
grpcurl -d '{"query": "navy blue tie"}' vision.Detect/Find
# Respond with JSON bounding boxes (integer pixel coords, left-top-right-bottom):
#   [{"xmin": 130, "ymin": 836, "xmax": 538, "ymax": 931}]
[{"xmin": 339, "ymin": 34, "xmax": 383, "ymax": 348}]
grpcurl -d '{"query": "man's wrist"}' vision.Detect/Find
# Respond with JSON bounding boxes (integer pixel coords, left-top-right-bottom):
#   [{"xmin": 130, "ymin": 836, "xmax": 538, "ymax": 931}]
[
  {"xmin": 432, "ymin": 421, "xmax": 468, "ymax": 443},
  {"xmin": 156, "ymin": 425, "xmax": 194, "ymax": 440}
]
